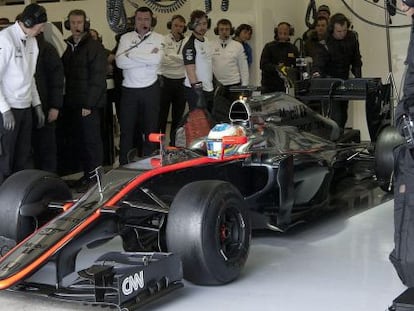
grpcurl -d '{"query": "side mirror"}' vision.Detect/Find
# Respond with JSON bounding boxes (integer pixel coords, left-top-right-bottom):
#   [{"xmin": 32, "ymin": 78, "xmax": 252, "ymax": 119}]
[
  {"xmin": 149, "ymin": 133, "xmax": 164, "ymax": 143},
  {"xmin": 149, "ymin": 133, "xmax": 166, "ymax": 166}
]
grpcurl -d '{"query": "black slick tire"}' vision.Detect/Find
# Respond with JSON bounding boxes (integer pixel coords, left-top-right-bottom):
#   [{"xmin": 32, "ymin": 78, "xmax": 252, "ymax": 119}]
[
  {"xmin": 375, "ymin": 126, "xmax": 405, "ymax": 192},
  {"xmin": 166, "ymin": 180, "xmax": 251, "ymax": 285},
  {"xmin": 0, "ymin": 169, "xmax": 72, "ymax": 242}
]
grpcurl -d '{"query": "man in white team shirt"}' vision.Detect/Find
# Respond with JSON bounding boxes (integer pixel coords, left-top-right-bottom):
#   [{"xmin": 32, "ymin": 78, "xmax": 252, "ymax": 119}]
[
  {"xmin": 116, "ymin": 6, "xmax": 164, "ymax": 163},
  {"xmin": 182, "ymin": 10, "xmax": 214, "ymax": 112},
  {"xmin": 0, "ymin": 3, "xmax": 46, "ymax": 184},
  {"xmin": 211, "ymin": 18, "xmax": 249, "ymax": 121},
  {"xmin": 212, "ymin": 19, "xmax": 249, "ymax": 88},
  {"xmin": 159, "ymin": 15, "xmax": 187, "ymax": 146}
]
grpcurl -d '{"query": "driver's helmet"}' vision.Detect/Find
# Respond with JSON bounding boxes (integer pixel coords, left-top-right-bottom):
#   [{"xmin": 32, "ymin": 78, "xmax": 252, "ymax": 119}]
[{"xmin": 207, "ymin": 123, "xmax": 246, "ymax": 159}]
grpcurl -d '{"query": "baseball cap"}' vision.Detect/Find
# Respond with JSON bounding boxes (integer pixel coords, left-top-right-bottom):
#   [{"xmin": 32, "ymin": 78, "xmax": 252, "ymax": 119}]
[{"xmin": 318, "ymin": 5, "xmax": 331, "ymax": 14}]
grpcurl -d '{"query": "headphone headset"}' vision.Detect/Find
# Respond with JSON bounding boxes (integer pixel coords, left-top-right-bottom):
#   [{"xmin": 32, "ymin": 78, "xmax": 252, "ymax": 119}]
[
  {"xmin": 403, "ymin": 0, "xmax": 414, "ymax": 7},
  {"xmin": 135, "ymin": 6, "xmax": 157, "ymax": 28},
  {"xmin": 274, "ymin": 22, "xmax": 294, "ymax": 40},
  {"xmin": 214, "ymin": 19, "xmax": 235, "ymax": 36},
  {"xmin": 327, "ymin": 13, "xmax": 351, "ymax": 35},
  {"xmin": 64, "ymin": 9, "xmax": 90, "ymax": 32},
  {"xmin": 188, "ymin": 10, "xmax": 211, "ymax": 31},
  {"xmin": 20, "ymin": 4, "xmax": 47, "ymax": 28},
  {"xmin": 234, "ymin": 24, "xmax": 252, "ymax": 37},
  {"xmin": 167, "ymin": 15, "xmax": 187, "ymax": 33}
]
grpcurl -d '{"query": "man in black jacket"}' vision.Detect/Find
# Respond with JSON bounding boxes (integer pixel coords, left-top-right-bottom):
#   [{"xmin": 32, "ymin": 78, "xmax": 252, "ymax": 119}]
[
  {"xmin": 260, "ymin": 22, "xmax": 299, "ymax": 94},
  {"xmin": 312, "ymin": 13, "xmax": 362, "ymax": 130},
  {"xmin": 60, "ymin": 9, "xmax": 106, "ymax": 190},
  {"xmin": 32, "ymin": 33, "xmax": 64, "ymax": 173},
  {"xmin": 395, "ymin": 0, "xmax": 414, "ymax": 133}
]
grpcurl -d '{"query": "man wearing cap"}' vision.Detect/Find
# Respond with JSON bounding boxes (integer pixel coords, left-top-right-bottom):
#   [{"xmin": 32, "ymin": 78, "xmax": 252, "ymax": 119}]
[
  {"xmin": 311, "ymin": 13, "xmax": 362, "ymax": 131},
  {"xmin": 303, "ymin": 4, "xmax": 331, "ymax": 41},
  {"xmin": 0, "ymin": 3, "xmax": 46, "ymax": 184},
  {"xmin": 317, "ymin": 5, "xmax": 331, "ymax": 20}
]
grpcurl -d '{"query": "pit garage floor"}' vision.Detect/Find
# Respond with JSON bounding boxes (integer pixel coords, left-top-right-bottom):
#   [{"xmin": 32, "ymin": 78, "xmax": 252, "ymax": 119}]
[{"xmin": 0, "ymin": 192, "xmax": 406, "ymax": 311}]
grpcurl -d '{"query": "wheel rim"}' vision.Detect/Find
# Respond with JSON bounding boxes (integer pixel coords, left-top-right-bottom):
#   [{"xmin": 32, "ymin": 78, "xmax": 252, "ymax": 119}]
[{"xmin": 216, "ymin": 206, "xmax": 247, "ymax": 263}]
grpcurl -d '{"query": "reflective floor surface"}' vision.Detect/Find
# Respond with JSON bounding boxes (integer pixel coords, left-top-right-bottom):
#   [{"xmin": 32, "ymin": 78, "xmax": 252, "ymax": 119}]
[{"xmin": 0, "ymin": 179, "xmax": 405, "ymax": 311}]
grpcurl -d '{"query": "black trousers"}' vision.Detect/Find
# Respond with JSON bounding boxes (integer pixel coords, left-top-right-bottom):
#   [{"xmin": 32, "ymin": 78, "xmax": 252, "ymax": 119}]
[
  {"xmin": 119, "ymin": 82, "xmax": 160, "ymax": 165},
  {"xmin": 57, "ymin": 106, "xmax": 103, "ymax": 177},
  {"xmin": 330, "ymin": 100, "xmax": 349, "ymax": 130},
  {"xmin": 32, "ymin": 122, "xmax": 57, "ymax": 173},
  {"xmin": 0, "ymin": 108, "xmax": 32, "ymax": 183},
  {"xmin": 159, "ymin": 76, "xmax": 186, "ymax": 146}
]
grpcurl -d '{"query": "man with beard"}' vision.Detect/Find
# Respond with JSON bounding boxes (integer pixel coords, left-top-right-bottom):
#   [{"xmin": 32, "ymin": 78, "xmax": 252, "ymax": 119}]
[{"xmin": 182, "ymin": 10, "xmax": 213, "ymax": 112}]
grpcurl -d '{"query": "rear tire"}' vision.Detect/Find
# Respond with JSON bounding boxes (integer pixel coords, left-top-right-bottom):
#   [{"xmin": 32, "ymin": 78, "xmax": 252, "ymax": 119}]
[
  {"xmin": 0, "ymin": 170, "xmax": 72, "ymax": 242},
  {"xmin": 166, "ymin": 180, "xmax": 251, "ymax": 285},
  {"xmin": 375, "ymin": 126, "xmax": 405, "ymax": 192}
]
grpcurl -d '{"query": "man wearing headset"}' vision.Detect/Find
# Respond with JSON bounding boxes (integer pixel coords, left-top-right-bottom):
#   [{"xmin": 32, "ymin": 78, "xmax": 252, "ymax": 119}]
[
  {"xmin": 211, "ymin": 18, "xmax": 249, "ymax": 121},
  {"xmin": 0, "ymin": 3, "xmax": 46, "ymax": 185},
  {"xmin": 182, "ymin": 10, "xmax": 214, "ymax": 113},
  {"xmin": 212, "ymin": 19, "xmax": 249, "ymax": 88},
  {"xmin": 116, "ymin": 7, "xmax": 164, "ymax": 163},
  {"xmin": 61, "ymin": 9, "xmax": 106, "ymax": 191},
  {"xmin": 159, "ymin": 15, "xmax": 187, "ymax": 146},
  {"xmin": 260, "ymin": 22, "xmax": 299, "ymax": 94},
  {"xmin": 311, "ymin": 13, "xmax": 362, "ymax": 132}
]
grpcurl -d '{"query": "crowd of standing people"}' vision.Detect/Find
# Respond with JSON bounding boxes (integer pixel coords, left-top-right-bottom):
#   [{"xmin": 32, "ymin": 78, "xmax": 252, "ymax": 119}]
[{"xmin": 0, "ymin": 2, "xmax": 363, "ymax": 191}]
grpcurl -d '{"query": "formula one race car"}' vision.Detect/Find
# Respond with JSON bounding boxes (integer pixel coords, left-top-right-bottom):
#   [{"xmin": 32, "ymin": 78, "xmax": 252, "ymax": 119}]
[{"xmin": 0, "ymin": 92, "xmax": 389, "ymax": 310}]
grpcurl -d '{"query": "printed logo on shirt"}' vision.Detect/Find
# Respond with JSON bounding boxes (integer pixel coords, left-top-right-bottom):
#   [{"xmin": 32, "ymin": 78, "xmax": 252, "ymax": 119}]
[
  {"xmin": 15, "ymin": 47, "xmax": 23, "ymax": 58},
  {"xmin": 185, "ymin": 49, "xmax": 194, "ymax": 61}
]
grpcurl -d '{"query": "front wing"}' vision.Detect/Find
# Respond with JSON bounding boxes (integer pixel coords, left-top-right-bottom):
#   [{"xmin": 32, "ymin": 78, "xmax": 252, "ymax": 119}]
[{"xmin": 9, "ymin": 252, "xmax": 183, "ymax": 310}]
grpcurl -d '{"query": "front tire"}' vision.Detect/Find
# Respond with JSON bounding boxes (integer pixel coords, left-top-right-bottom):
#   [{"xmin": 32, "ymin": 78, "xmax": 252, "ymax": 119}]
[
  {"xmin": 166, "ymin": 180, "xmax": 251, "ymax": 285},
  {"xmin": 0, "ymin": 170, "xmax": 72, "ymax": 242},
  {"xmin": 374, "ymin": 126, "xmax": 405, "ymax": 192}
]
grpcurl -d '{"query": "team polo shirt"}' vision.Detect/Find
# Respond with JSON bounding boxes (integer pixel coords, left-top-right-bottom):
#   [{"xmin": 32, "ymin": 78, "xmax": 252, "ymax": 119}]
[
  {"xmin": 116, "ymin": 30, "xmax": 164, "ymax": 88},
  {"xmin": 211, "ymin": 38, "xmax": 249, "ymax": 86},
  {"xmin": 182, "ymin": 34, "xmax": 213, "ymax": 92},
  {"xmin": 160, "ymin": 33, "xmax": 186, "ymax": 79},
  {"xmin": 0, "ymin": 22, "xmax": 41, "ymax": 113}
]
